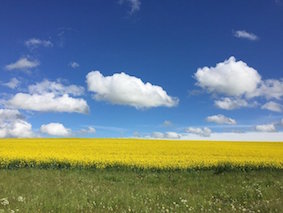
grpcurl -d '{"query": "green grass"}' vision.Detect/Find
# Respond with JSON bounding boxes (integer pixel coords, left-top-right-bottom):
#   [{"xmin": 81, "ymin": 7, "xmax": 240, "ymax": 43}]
[{"xmin": 0, "ymin": 168, "xmax": 282, "ymax": 212}]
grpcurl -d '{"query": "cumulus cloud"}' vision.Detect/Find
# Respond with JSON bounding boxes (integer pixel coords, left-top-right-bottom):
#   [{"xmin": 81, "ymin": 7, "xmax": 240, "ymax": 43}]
[
  {"xmin": 86, "ymin": 71, "xmax": 178, "ymax": 109},
  {"xmin": 151, "ymin": 131, "xmax": 181, "ymax": 139},
  {"xmin": 2, "ymin": 78, "xmax": 20, "ymax": 89},
  {"xmin": 248, "ymin": 79, "xmax": 283, "ymax": 100},
  {"xmin": 79, "ymin": 126, "xmax": 96, "ymax": 134},
  {"xmin": 233, "ymin": 30, "xmax": 259, "ymax": 41},
  {"xmin": 194, "ymin": 56, "xmax": 261, "ymax": 97},
  {"xmin": 25, "ymin": 38, "xmax": 53, "ymax": 48},
  {"xmin": 119, "ymin": 0, "xmax": 141, "ymax": 14},
  {"xmin": 6, "ymin": 80, "xmax": 88, "ymax": 114},
  {"xmin": 214, "ymin": 97, "xmax": 251, "ymax": 110},
  {"xmin": 0, "ymin": 109, "xmax": 33, "ymax": 138},
  {"xmin": 151, "ymin": 132, "xmax": 165, "ymax": 138},
  {"xmin": 164, "ymin": 132, "xmax": 181, "ymax": 139},
  {"xmin": 185, "ymin": 127, "xmax": 212, "ymax": 137},
  {"xmin": 0, "ymin": 109, "xmax": 23, "ymax": 122},
  {"xmin": 255, "ymin": 124, "xmax": 276, "ymax": 132},
  {"xmin": 206, "ymin": 114, "xmax": 236, "ymax": 125},
  {"xmin": 261, "ymin": 101, "xmax": 282, "ymax": 113},
  {"xmin": 69, "ymin": 61, "xmax": 80, "ymax": 69},
  {"xmin": 40, "ymin": 123, "xmax": 71, "ymax": 136},
  {"xmin": 28, "ymin": 80, "xmax": 84, "ymax": 96},
  {"xmin": 5, "ymin": 57, "xmax": 39, "ymax": 71},
  {"xmin": 8, "ymin": 93, "xmax": 88, "ymax": 114},
  {"xmin": 194, "ymin": 57, "xmax": 283, "ymax": 112}
]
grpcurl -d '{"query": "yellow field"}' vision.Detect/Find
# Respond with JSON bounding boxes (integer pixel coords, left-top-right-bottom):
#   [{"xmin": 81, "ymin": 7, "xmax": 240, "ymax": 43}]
[{"xmin": 0, "ymin": 138, "xmax": 282, "ymax": 169}]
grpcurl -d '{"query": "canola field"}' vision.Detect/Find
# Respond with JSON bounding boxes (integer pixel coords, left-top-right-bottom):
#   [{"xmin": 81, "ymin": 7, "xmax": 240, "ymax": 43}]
[{"xmin": 0, "ymin": 138, "xmax": 282, "ymax": 169}]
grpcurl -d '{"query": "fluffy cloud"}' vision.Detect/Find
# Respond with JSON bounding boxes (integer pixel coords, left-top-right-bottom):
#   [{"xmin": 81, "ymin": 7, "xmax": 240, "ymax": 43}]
[
  {"xmin": 0, "ymin": 109, "xmax": 22, "ymax": 122},
  {"xmin": 40, "ymin": 123, "xmax": 71, "ymax": 136},
  {"xmin": 6, "ymin": 80, "xmax": 88, "ymax": 114},
  {"xmin": 25, "ymin": 38, "xmax": 53, "ymax": 48},
  {"xmin": 185, "ymin": 127, "xmax": 212, "ymax": 137},
  {"xmin": 8, "ymin": 93, "xmax": 88, "ymax": 114},
  {"xmin": 248, "ymin": 79, "xmax": 283, "ymax": 100},
  {"xmin": 261, "ymin": 101, "xmax": 282, "ymax": 113},
  {"xmin": 28, "ymin": 80, "xmax": 84, "ymax": 96},
  {"xmin": 2, "ymin": 78, "xmax": 20, "ymax": 89},
  {"xmin": 86, "ymin": 71, "xmax": 178, "ymax": 109},
  {"xmin": 0, "ymin": 109, "xmax": 33, "ymax": 138},
  {"xmin": 151, "ymin": 131, "xmax": 181, "ymax": 139},
  {"xmin": 79, "ymin": 126, "xmax": 96, "ymax": 134},
  {"xmin": 194, "ymin": 56, "xmax": 261, "ymax": 97},
  {"xmin": 206, "ymin": 114, "xmax": 236, "ymax": 125},
  {"xmin": 164, "ymin": 132, "xmax": 181, "ymax": 139},
  {"xmin": 233, "ymin": 30, "xmax": 259, "ymax": 41},
  {"xmin": 194, "ymin": 57, "xmax": 283, "ymax": 112},
  {"xmin": 255, "ymin": 124, "xmax": 276, "ymax": 132},
  {"xmin": 5, "ymin": 57, "xmax": 39, "ymax": 71},
  {"xmin": 214, "ymin": 97, "xmax": 251, "ymax": 110},
  {"xmin": 69, "ymin": 61, "xmax": 80, "ymax": 69},
  {"xmin": 151, "ymin": 132, "xmax": 164, "ymax": 138}
]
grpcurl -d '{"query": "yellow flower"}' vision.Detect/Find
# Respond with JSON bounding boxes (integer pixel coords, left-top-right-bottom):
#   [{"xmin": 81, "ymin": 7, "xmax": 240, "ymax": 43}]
[{"xmin": 0, "ymin": 138, "xmax": 282, "ymax": 169}]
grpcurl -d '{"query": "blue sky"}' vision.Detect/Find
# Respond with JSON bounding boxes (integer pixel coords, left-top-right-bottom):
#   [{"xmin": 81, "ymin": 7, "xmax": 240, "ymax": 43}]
[{"xmin": 0, "ymin": 0, "xmax": 283, "ymax": 140}]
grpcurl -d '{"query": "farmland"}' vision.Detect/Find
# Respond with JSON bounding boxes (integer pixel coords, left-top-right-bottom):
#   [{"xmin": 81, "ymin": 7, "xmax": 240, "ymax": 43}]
[
  {"xmin": 0, "ymin": 139, "xmax": 282, "ymax": 212},
  {"xmin": 0, "ymin": 139, "xmax": 282, "ymax": 169}
]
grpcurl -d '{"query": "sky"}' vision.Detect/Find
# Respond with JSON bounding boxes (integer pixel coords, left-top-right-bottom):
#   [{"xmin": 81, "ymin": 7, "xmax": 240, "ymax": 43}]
[{"xmin": 0, "ymin": 0, "xmax": 283, "ymax": 140}]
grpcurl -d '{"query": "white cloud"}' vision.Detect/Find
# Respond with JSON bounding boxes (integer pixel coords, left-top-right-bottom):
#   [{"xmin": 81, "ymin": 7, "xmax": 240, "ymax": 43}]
[
  {"xmin": 248, "ymin": 79, "xmax": 283, "ymax": 100},
  {"xmin": 151, "ymin": 132, "xmax": 164, "ymax": 138},
  {"xmin": 180, "ymin": 131, "xmax": 283, "ymax": 141},
  {"xmin": 255, "ymin": 124, "xmax": 276, "ymax": 132},
  {"xmin": 120, "ymin": 0, "xmax": 141, "ymax": 14},
  {"xmin": 0, "ymin": 109, "xmax": 22, "ymax": 123},
  {"xmin": 69, "ymin": 61, "xmax": 80, "ymax": 69},
  {"xmin": 40, "ymin": 123, "xmax": 71, "ymax": 136},
  {"xmin": 185, "ymin": 127, "xmax": 212, "ymax": 137},
  {"xmin": 206, "ymin": 114, "xmax": 236, "ymax": 125},
  {"xmin": 0, "ymin": 109, "xmax": 33, "ymax": 138},
  {"xmin": 79, "ymin": 126, "xmax": 96, "ymax": 134},
  {"xmin": 28, "ymin": 80, "xmax": 84, "ymax": 96},
  {"xmin": 194, "ymin": 57, "xmax": 283, "ymax": 111},
  {"xmin": 261, "ymin": 101, "xmax": 282, "ymax": 113},
  {"xmin": 144, "ymin": 127, "xmax": 283, "ymax": 141},
  {"xmin": 25, "ymin": 38, "xmax": 53, "ymax": 48},
  {"xmin": 86, "ymin": 71, "xmax": 178, "ymax": 109},
  {"xmin": 194, "ymin": 56, "xmax": 261, "ymax": 97},
  {"xmin": 2, "ymin": 78, "xmax": 20, "ymax": 89},
  {"xmin": 151, "ymin": 131, "xmax": 181, "ymax": 139},
  {"xmin": 234, "ymin": 30, "xmax": 259, "ymax": 41},
  {"xmin": 6, "ymin": 80, "xmax": 88, "ymax": 114},
  {"xmin": 8, "ymin": 93, "xmax": 88, "ymax": 114},
  {"xmin": 214, "ymin": 97, "xmax": 251, "ymax": 110},
  {"xmin": 5, "ymin": 57, "xmax": 39, "ymax": 71},
  {"xmin": 164, "ymin": 131, "xmax": 181, "ymax": 139}
]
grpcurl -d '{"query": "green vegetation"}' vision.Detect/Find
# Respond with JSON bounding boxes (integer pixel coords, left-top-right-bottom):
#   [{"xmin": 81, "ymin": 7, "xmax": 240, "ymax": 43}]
[{"xmin": 0, "ymin": 168, "xmax": 282, "ymax": 212}]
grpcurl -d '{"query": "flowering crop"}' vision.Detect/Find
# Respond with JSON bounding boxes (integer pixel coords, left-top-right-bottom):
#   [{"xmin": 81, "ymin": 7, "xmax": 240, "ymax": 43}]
[{"xmin": 0, "ymin": 139, "xmax": 282, "ymax": 169}]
